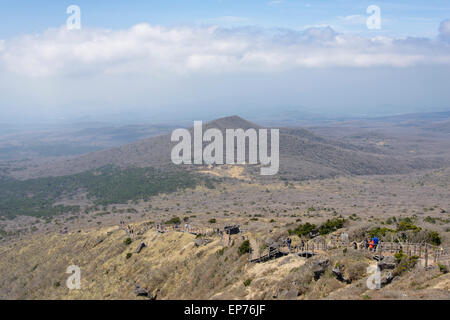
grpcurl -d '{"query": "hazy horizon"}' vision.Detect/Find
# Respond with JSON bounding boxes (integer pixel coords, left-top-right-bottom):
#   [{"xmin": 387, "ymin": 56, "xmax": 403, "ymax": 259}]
[{"xmin": 1, "ymin": 1, "xmax": 450, "ymax": 124}]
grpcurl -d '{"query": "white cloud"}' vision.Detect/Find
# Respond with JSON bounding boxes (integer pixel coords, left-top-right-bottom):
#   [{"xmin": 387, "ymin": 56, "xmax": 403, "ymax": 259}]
[
  {"xmin": 1, "ymin": 22, "xmax": 450, "ymax": 78},
  {"xmin": 439, "ymin": 19, "xmax": 450, "ymax": 42}
]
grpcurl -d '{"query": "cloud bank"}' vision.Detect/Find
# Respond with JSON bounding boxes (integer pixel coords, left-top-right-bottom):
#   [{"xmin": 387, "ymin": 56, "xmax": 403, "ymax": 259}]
[
  {"xmin": 1, "ymin": 22, "xmax": 450, "ymax": 122},
  {"xmin": 1, "ymin": 22, "xmax": 450, "ymax": 77}
]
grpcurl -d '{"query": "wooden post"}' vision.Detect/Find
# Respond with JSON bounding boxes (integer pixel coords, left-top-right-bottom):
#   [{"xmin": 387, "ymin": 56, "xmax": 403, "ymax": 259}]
[
  {"xmin": 312, "ymin": 243, "xmax": 315, "ymax": 254},
  {"xmin": 419, "ymin": 244, "xmax": 422, "ymax": 258},
  {"xmin": 425, "ymin": 244, "xmax": 428, "ymax": 268},
  {"xmin": 379, "ymin": 243, "xmax": 383, "ymax": 257}
]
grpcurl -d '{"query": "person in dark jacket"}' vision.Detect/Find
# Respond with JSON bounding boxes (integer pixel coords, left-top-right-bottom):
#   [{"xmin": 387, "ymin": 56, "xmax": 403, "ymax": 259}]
[{"xmin": 363, "ymin": 238, "xmax": 369, "ymax": 250}]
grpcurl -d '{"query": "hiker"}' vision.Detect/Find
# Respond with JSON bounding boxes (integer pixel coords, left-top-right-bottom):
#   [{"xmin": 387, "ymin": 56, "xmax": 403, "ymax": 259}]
[
  {"xmin": 373, "ymin": 236, "xmax": 379, "ymax": 250},
  {"xmin": 352, "ymin": 241, "xmax": 357, "ymax": 250},
  {"xmin": 286, "ymin": 237, "xmax": 292, "ymax": 251},
  {"xmin": 300, "ymin": 240, "xmax": 305, "ymax": 251},
  {"xmin": 369, "ymin": 239, "xmax": 375, "ymax": 251},
  {"xmin": 363, "ymin": 238, "xmax": 369, "ymax": 250}
]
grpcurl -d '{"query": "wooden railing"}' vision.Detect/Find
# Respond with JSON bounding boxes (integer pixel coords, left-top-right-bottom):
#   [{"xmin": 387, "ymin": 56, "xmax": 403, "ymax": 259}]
[
  {"xmin": 121, "ymin": 221, "xmax": 449, "ymax": 268},
  {"xmin": 276, "ymin": 239, "xmax": 449, "ymax": 268}
]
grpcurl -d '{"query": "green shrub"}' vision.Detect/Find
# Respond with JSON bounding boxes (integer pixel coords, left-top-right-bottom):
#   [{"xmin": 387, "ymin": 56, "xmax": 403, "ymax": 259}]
[
  {"xmin": 165, "ymin": 216, "xmax": 181, "ymax": 225},
  {"xmin": 427, "ymin": 231, "xmax": 441, "ymax": 246},
  {"xmin": 208, "ymin": 218, "xmax": 217, "ymax": 224},
  {"xmin": 123, "ymin": 237, "xmax": 132, "ymax": 245},
  {"xmin": 243, "ymin": 279, "xmax": 252, "ymax": 287},
  {"xmin": 438, "ymin": 264, "xmax": 448, "ymax": 274},
  {"xmin": 238, "ymin": 240, "xmax": 251, "ymax": 256},
  {"xmin": 393, "ymin": 255, "xmax": 418, "ymax": 277},
  {"xmin": 424, "ymin": 216, "xmax": 436, "ymax": 224},
  {"xmin": 318, "ymin": 218, "xmax": 345, "ymax": 235},
  {"xmin": 289, "ymin": 222, "xmax": 317, "ymax": 237},
  {"xmin": 369, "ymin": 227, "xmax": 395, "ymax": 237},
  {"xmin": 394, "ymin": 251, "xmax": 407, "ymax": 263},
  {"xmin": 396, "ymin": 220, "xmax": 421, "ymax": 232},
  {"xmin": 126, "ymin": 253, "xmax": 132, "ymax": 259}
]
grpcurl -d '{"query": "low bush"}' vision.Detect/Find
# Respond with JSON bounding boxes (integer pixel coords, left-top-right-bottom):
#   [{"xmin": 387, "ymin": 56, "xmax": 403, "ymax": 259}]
[
  {"xmin": 318, "ymin": 218, "xmax": 346, "ymax": 235},
  {"xmin": 165, "ymin": 216, "xmax": 181, "ymax": 225},
  {"xmin": 238, "ymin": 240, "xmax": 251, "ymax": 256},
  {"xmin": 427, "ymin": 231, "xmax": 441, "ymax": 246}
]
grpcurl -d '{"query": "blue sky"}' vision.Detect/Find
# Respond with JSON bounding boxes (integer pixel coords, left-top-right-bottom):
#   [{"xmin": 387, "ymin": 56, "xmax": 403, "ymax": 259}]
[
  {"xmin": 0, "ymin": 1, "xmax": 450, "ymax": 123},
  {"xmin": 1, "ymin": 0, "xmax": 449, "ymax": 38}
]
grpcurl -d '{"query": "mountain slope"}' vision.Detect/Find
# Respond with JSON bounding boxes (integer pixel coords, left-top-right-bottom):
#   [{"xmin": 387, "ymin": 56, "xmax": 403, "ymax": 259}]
[{"xmin": 4, "ymin": 115, "xmax": 449, "ymax": 181}]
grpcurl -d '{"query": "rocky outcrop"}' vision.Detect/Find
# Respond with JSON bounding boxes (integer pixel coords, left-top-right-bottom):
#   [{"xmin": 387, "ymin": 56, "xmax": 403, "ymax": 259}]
[
  {"xmin": 133, "ymin": 285, "xmax": 159, "ymax": 300},
  {"xmin": 332, "ymin": 266, "xmax": 351, "ymax": 284},
  {"xmin": 134, "ymin": 284, "xmax": 149, "ymax": 297},
  {"xmin": 311, "ymin": 259, "xmax": 330, "ymax": 280},
  {"xmin": 378, "ymin": 256, "xmax": 397, "ymax": 271},
  {"xmin": 194, "ymin": 238, "xmax": 212, "ymax": 247}
]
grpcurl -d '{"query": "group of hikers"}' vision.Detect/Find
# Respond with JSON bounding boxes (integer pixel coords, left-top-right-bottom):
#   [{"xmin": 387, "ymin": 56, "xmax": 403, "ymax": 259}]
[
  {"xmin": 362, "ymin": 236, "xmax": 379, "ymax": 251},
  {"xmin": 120, "ymin": 220, "xmax": 134, "ymax": 235},
  {"xmin": 283, "ymin": 236, "xmax": 380, "ymax": 252}
]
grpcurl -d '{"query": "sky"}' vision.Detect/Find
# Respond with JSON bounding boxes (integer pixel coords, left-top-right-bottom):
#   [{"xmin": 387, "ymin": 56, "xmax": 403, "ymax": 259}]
[{"xmin": 1, "ymin": 0, "xmax": 450, "ymax": 123}]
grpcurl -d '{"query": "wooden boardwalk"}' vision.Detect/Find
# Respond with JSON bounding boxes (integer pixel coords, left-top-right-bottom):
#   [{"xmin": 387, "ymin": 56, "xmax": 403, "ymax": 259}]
[
  {"xmin": 249, "ymin": 239, "xmax": 449, "ymax": 267},
  {"xmin": 119, "ymin": 220, "xmax": 449, "ymax": 268}
]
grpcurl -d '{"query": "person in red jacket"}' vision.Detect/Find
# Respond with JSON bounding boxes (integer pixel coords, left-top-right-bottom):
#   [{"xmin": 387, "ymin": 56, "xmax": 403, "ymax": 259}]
[{"xmin": 369, "ymin": 239, "xmax": 375, "ymax": 251}]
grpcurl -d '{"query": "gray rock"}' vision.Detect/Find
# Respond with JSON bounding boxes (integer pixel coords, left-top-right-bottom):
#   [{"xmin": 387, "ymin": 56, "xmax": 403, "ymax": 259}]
[
  {"xmin": 378, "ymin": 261, "xmax": 396, "ymax": 270},
  {"xmin": 134, "ymin": 285, "xmax": 148, "ymax": 297},
  {"xmin": 136, "ymin": 242, "xmax": 146, "ymax": 253},
  {"xmin": 194, "ymin": 238, "xmax": 212, "ymax": 247},
  {"xmin": 311, "ymin": 259, "xmax": 329, "ymax": 280},
  {"xmin": 332, "ymin": 266, "xmax": 351, "ymax": 284},
  {"xmin": 381, "ymin": 271, "xmax": 394, "ymax": 286}
]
